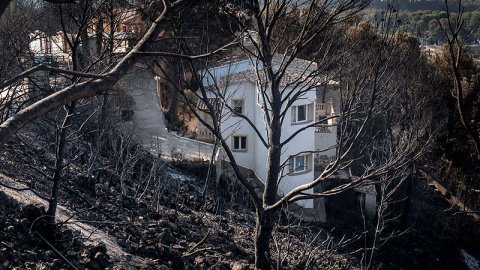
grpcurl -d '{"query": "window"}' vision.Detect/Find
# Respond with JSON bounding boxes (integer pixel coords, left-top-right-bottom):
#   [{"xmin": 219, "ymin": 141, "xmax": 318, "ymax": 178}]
[
  {"xmin": 232, "ymin": 135, "xmax": 247, "ymax": 151},
  {"xmin": 291, "ymin": 103, "xmax": 313, "ymax": 124},
  {"xmin": 289, "ymin": 154, "xmax": 311, "ymax": 173},
  {"xmin": 232, "ymin": 99, "xmax": 245, "ymax": 115}
]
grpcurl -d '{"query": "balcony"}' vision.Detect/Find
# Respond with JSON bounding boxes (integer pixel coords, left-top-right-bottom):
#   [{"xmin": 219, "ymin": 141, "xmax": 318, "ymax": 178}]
[
  {"xmin": 316, "ymin": 102, "xmax": 332, "ymax": 116},
  {"xmin": 315, "ymin": 102, "xmax": 334, "ymax": 133}
]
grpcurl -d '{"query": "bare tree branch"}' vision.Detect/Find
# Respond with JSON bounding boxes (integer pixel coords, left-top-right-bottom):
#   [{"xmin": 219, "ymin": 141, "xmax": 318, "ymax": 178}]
[
  {"xmin": 0, "ymin": 64, "xmax": 106, "ymax": 90},
  {"xmin": 0, "ymin": 0, "xmax": 186, "ymax": 145}
]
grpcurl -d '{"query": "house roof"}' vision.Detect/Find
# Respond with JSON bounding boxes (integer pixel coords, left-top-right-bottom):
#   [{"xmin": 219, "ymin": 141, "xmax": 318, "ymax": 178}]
[{"xmin": 210, "ymin": 53, "xmax": 332, "ymax": 88}]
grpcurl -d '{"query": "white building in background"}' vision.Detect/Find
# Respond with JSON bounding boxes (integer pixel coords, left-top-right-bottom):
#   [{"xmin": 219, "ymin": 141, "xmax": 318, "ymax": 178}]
[
  {"xmin": 198, "ymin": 54, "xmax": 341, "ymax": 220},
  {"xmin": 29, "ymin": 30, "xmax": 70, "ymax": 57}
]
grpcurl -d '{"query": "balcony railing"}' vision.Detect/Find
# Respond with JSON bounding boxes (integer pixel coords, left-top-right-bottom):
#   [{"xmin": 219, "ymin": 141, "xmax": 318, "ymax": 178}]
[
  {"xmin": 316, "ymin": 102, "xmax": 330, "ymax": 116},
  {"xmin": 315, "ymin": 125, "xmax": 332, "ymax": 133},
  {"xmin": 315, "ymin": 101, "xmax": 335, "ymax": 134}
]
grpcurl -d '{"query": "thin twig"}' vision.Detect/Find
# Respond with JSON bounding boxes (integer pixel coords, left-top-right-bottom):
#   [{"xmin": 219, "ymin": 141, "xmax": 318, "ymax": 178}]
[
  {"xmin": 185, "ymin": 230, "xmax": 210, "ymax": 255},
  {"xmin": 182, "ymin": 246, "xmax": 221, "ymax": 258}
]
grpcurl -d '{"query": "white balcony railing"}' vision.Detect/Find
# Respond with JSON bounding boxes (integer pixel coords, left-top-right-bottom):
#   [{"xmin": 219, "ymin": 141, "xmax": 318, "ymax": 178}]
[
  {"xmin": 315, "ymin": 100, "xmax": 335, "ymax": 134},
  {"xmin": 315, "ymin": 125, "xmax": 332, "ymax": 133},
  {"xmin": 316, "ymin": 102, "xmax": 329, "ymax": 116}
]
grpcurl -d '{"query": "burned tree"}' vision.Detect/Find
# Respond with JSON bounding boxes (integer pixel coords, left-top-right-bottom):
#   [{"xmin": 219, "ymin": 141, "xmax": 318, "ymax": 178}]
[{"xmin": 164, "ymin": 1, "xmax": 433, "ymax": 269}]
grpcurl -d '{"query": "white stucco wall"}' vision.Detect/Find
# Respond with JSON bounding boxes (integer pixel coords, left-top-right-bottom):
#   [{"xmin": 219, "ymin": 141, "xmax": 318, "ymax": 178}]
[
  {"xmin": 222, "ymin": 82, "xmax": 318, "ymax": 208},
  {"xmin": 50, "ymin": 33, "xmax": 66, "ymax": 55},
  {"xmin": 29, "ymin": 31, "xmax": 68, "ymax": 56},
  {"xmin": 220, "ymin": 81, "xmax": 257, "ymax": 171},
  {"xmin": 277, "ymin": 87, "xmax": 316, "ymax": 208},
  {"xmin": 315, "ymin": 125, "xmax": 337, "ymax": 158},
  {"xmin": 204, "ymin": 60, "xmax": 339, "ymax": 209},
  {"xmin": 29, "ymin": 38, "xmax": 43, "ymax": 55}
]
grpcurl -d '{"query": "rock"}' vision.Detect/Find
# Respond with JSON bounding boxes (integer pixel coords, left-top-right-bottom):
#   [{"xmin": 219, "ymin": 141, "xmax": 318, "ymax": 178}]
[
  {"xmin": 231, "ymin": 261, "xmax": 251, "ymax": 270},
  {"xmin": 194, "ymin": 256, "xmax": 207, "ymax": 270},
  {"xmin": 209, "ymin": 261, "xmax": 228, "ymax": 270},
  {"xmin": 171, "ymin": 255, "xmax": 184, "ymax": 270},
  {"xmin": 87, "ymin": 242, "xmax": 107, "ymax": 255},
  {"xmin": 150, "ymin": 212, "xmax": 162, "ymax": 220},
  {"xmin": 130, "ymin": 242, "xmax": 139, "ymax": 251},
  {"xmin": 36, "ymin": 262, "xmax": 49, "ymax": 270},
  {"xmin": 66, "ymin": 250, "xmax": 77, "ymax": 257},
  {"xmin": 24, "ymin": 261, "xmax": 35, "ymax": 268},
  {"xmin": 80, "ymin": 249, "xmax": 90, "ymax": 258},
  {"xmin": 94, "ymin": 251, "xmax": 111, "ymax": 268},
  {"xmin": 159, "ymin": 245, "xmax": 182, "ymax": 260},
  {"xmin": 151, "ymin": 264, "xmax": 169, "ymax": 270},
  {"xmin": 52, "ymin": 259, "xmax": 62, "ymax": 269},
  {"xmin": 0, "ymin": 248, "xmax": 8, "ymax": 261},
  {"xmin": 227, "ymin": 243, "xmax": 247, "ymax": 256},
  {"xmin": 178, "ymin": 239, "xmax": 189, "ymax": 247},
  {"xmin": 86, "ymin": 259, "xmax": 101, "ymax": 270},
  {"xmin": 79, "ymin": 257, "xmax": 91, "ymax": 265},
  {"xmin": 21, "ymin": 204, "xmax": 46, "ymax": 223},
  {"xmin": 206, "ymin": 256, "xmax": 217, "ymax": 266},
  {"xmin": 161, "ymin": 228, "xmax": 176, "ymax": 244},
  {"xmin": 143, "ymin": 246, "xmax": 160, "ymax": 258}
]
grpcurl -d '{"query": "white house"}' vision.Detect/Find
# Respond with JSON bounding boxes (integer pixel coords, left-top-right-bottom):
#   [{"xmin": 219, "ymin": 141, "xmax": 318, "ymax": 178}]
[
  {"xmin": 199, "ymin": 54, "xmax": 340, "ymax": 221},
  {"xmin": 29, "ymin": 30, "xmax": 70, "ymax": 57}
]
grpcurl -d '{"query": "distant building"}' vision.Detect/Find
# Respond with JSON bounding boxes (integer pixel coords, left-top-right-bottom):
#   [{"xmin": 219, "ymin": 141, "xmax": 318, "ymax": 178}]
[
  {"xmin": 87, "ymin": 8, "xmax": 145, "ymax": 54},
  {"xmin": 420, "ymin": 44, "xmax": 443, "ymax": 59},
  {"xmin": 28, "ymin": 7, "xmax": 146, "ymax": 70},
  {"xmin": 29, "ymin": 30, "xmax": 71, "ymax": 57}
]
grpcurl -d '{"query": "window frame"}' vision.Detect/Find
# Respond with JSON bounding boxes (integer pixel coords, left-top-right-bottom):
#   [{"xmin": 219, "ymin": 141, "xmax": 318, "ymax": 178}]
[
  {"xmin": 291, "ymin": 103, "xmax": 313, "ymax": 124},
  {"xmin": 232, "ymin": 135, "xmax": 248, "ymax": 152},
  {"xmin": 231, "ymin": 98, "xmax": 245, "ymax": 116},
  {"xmin": 288, "ymin": 154, "xmax": 312, "ymax": 175}
]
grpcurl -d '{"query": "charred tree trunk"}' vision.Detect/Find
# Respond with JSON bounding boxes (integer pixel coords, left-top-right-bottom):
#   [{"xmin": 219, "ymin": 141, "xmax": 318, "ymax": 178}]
[
  {"xmin": 45, "ymin": 23, "xmax": 82, "ymax": 236},
  {"xmin": 101, "ymin": 0, "xmax": 116, "ymax": 124},
  {"xmin": 255, "ymin": 209, "xmax": 278, "ymax": 270},
  {"xmin": 95, "ymin": 17, "xmax": 103, "ymax": 60},
  {"xmin": 80, "ymin": 26, "xmax": 91, "ymax": 68},
  {"xmin": 401, "ymin": 174, "xmax": 414, "ymax": 229},
  {"xmin": 255, "ymin": 80, "xmax": 283, "ymax": 270},
  {"xmin": 45, "ymin": 101, "xmax": 76, "ymax": 237}
]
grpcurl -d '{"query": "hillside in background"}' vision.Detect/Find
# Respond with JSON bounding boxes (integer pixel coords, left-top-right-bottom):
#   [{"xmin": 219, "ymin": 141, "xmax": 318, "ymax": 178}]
[{"xmin": 369, "ymin": 0, "xmax": 480, "ymax": 11}]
